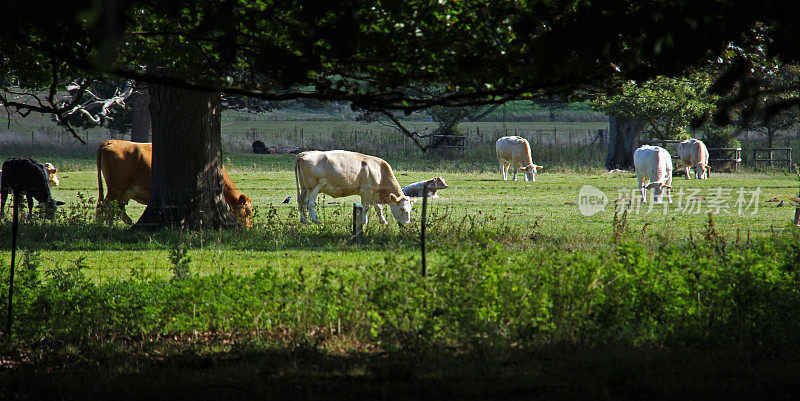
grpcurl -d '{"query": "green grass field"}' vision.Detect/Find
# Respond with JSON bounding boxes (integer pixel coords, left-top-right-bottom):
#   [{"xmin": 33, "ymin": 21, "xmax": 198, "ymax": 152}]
[
  {"xmin": 3, "ymin": 151, "xmax": 800, "ymax": 400},
  {"xmin": 2, "ymin": 152, "xmax": 798, "ymax": 274}
]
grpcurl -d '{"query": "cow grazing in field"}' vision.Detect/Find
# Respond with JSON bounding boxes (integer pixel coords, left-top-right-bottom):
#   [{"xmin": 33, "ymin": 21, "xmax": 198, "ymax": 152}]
[
  {"xmin": 402, "ymin": 177, "xmax": 448, "ymax": 198},
  {"xmin": 633, "ymin": 145, "xmax": 673, "ymax": 203},
  {"xmin": 252, "ymin": 140, "xmax": 270, "ymax": 154},
  {"xmin": 1, "ymin": 157, "xmax": 65, "ymax": 219},
  {"xmin": 1, "ymin": 163, "xmax": 61, "ymax": 189},
  {"xmin": 96, "ymin": 140, "xmax": 253, "ymax": 226},
  {"xmin": 495, "ymin": 136, "xmax": 543, "ymax": 181},
  {"xmin": 676, "ymin": 138, "xmax": 710, "ymax": 179},
  {"xmin": 294, "ymin": 150, "xmax": 415, "ymax": 225}
]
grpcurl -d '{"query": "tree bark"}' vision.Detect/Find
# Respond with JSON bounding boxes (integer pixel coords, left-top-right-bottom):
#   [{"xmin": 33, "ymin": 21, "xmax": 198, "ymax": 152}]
[
  {"xmin": 130, "ymin": 82, "xmax": 152, "ymax": 143},
  {"xmin": 605, "ymin": 115, "xmax": 645, "ymax": 170},
  {"xmin": 135, "ymin": 84, "xmax": 237, "ymax": 229}
]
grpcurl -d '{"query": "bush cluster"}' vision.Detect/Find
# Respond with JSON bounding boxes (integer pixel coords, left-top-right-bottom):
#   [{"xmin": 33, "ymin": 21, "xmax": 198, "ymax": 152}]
[{"xmin": 2, "ymin": 224, "xmax": 799, "ymax": 353}]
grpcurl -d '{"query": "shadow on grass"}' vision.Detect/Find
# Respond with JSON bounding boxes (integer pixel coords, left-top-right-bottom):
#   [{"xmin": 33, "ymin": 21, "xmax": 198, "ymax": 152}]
[
  {"xmin": 0, "ymin": 219, "xmax": 423, "ymax": 252},
  {"xmin": 2, "ymin": 337, "xmax": 799, "ymax": 400}
]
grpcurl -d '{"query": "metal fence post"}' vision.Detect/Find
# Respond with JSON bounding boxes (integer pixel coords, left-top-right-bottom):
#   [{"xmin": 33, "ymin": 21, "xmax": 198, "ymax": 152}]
[{"xmin": 421, "ymin": 182, "xmax": 429, "ymax": 277}]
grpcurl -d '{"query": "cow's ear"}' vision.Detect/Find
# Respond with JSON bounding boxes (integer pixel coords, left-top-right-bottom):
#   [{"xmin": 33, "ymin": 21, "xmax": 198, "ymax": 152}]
[
  {"xmin": 389, "ymin": 193, "xmax": 400, "ymax": 203},
  {"xmin": 238, "ymin": 194, "xmax": 250, "ymax": 205},
  {"xmin": 536, "ymin": 165, "xmax": 544, "ymax": 172},
  {"xmin": 56, "ymin": 201, "xmax": 65, "ymax": 206},
  {"xmin": 409, "ymin": 198, "xmax": 417, "ymax": 204},
  {"xmin": 662, "ymin": 184, "xmax": 672, "ymax": 189}
]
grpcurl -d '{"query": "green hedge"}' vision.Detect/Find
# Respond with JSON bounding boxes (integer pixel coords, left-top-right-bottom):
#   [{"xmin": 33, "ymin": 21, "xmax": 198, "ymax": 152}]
[{"xmin": 2, "ymin": 229, "xmax": 800, "ymax": 352}]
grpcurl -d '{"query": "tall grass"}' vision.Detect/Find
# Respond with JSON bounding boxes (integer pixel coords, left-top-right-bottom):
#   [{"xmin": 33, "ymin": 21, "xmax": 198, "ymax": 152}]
[{"xmin": 2, "ymin": 215, "xmax": 799, "ymax": 354}]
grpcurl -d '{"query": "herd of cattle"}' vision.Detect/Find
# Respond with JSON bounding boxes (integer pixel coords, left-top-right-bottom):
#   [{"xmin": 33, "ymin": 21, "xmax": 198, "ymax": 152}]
[{"xmin": 0, "ymin": 135, "xmax": 711, "ymax": 225}]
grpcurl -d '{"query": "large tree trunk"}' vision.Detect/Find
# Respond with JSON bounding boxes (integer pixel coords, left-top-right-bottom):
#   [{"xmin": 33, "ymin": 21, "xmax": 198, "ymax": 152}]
[
  {"xmin": 135, "ymin": 84, "xmax": 237, "ymax": 229},
  {"xmin": 130, "ymin": 82, "xmax": 152, "ymax": 143},
  {"xmin": 605, "ymin": 116, "xmax": 645, "ymax": 170}
]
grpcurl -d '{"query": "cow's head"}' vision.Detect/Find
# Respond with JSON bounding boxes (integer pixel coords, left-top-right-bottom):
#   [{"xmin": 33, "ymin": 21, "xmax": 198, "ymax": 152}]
[
  {"xmin": 521, "ymin": 164, "xmax": 544, "ymax": 181},
  {"xmin": 695, "ymin": 163, "xmax": 710, "ymax": 179},
  {"xmin": 44, "ymin": 163, "xmax": 60, "ymax": 187},
  {"xmin": 233, "ymin": 194, "xmax": 254, "ymax": 227},
  {"xmin": 433, "ymin": 177, "xmax": 448, "ymax": 190},
  {"xmin": 646, "ymin": 182, "xmax": 672, "ymax": 202},
  {"xmin": 388, "ymin": 193, "xmax": 415, "ymax": 225},
  {"xmin": 43, "ymin": 198, "xmax": 66, "ymax": 218}
]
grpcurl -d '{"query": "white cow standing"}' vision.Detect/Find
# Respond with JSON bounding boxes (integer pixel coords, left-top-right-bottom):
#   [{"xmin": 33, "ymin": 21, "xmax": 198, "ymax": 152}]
[
  {"xmin": 633, "ymin": 145, "xmax": 673, "ymax": 203},
  {"xmin": 676, "ymin": 138, "xmax": 710, "ymax": 179},
  {"xmin": 495, "ymin": 136, "xmax": 543, "ymax": 181},
  {"xmin": 294, "ymin": 150, "xmax": 415, "ymax": 225}
]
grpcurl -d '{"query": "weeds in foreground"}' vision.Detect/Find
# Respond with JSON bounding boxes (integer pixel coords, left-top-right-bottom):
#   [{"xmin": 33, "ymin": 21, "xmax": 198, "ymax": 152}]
[
  {"xmin": 2, "ymin": 228, "xmax": 800, "ymax": 354},
  {"xmin": 168, "ymin": 242, "xmax": 192, "ymax": 282}
]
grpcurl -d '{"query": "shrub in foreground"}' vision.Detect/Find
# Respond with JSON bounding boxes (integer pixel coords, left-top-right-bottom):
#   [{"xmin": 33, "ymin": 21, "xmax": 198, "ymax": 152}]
[{"xmin": 1, "ymin": 229, "xmax": 799, "ymax": 352}]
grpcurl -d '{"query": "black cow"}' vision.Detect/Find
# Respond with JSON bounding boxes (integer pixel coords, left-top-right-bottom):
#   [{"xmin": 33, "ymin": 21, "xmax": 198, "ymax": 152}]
[
  {"xmin": 252, "ymin": 140, "xmax": 269, "ymax": 154},
  {"xmin": 1, "ymin": 157, "xmax": 65, "ymax": 219}
]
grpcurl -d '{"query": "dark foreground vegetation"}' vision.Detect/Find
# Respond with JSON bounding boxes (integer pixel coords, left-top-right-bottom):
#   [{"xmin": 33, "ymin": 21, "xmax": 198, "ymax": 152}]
[{"xmin": 2, "ymin": 217, "xmax": 800, "ymax": 399}]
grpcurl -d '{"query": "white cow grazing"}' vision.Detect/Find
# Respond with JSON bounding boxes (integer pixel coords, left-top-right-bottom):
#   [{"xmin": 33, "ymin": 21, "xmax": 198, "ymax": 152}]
[
  {"xmin": 676, "ymin": 138, "xmax": 710, "ymax": 179},
  {"xmin": 633, "ymin": 145, "xmax": 673, "ymax": 203},
  {"xmin": 495, "ymin": 136, "xmax": 543, "ymax": 181},
  {"xmin": 294, "ymin": 150, "xmax": 416, "ymax": 225}
]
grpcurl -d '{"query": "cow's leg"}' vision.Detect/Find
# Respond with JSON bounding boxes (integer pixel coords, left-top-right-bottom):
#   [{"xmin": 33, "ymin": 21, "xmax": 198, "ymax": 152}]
[
  {"xmin": 499, "ymin": 161, "xmax": 507, "ymax": 180},
  {"xmin": 637, "ymin": 177, "xmax": 647, "ymax": 203},
  {"xmin": 684, "ymin": 164, "xmax": 691, "ymax": 179},
  {"xmin": 512, "ymin": 163, "xmax": 518, "ymax": 181},
  {"xmin": 26, "ymin": 194, "xmax": 34, "ymax": 219},
  {"xmin": 666, "ymin": 176, "xmax": 673, "ymax": 203},
  {"xmin": 0, "ymin": 187, "xmax": 7, "ymax": 219},
  {"xmin": 373, "ymin": 204, "xmax": 388, "ymax": 224},
  {"xmin": 297, "ymin": 187, "xmax": 309, "ymax": 223},
  {"xmin": 306, "ymin": 182, "xmax": 325, "ymax": 223},
  {"xmin": 357, "ymin": 198, "xmax": 370, "ymax": 225},
  {"xmin": 118, "ymin": 201, "xmax": 134, "ymax": 225},
  {"xmin": 98, "ymin": 190, "xmax": 135, "ymax": 225}
]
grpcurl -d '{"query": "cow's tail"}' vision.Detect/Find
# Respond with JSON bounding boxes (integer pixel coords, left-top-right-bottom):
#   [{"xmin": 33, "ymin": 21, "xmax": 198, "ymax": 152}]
[{"xmin": 97, "ymin": 142, "xmax": 105, "ymax": 201}]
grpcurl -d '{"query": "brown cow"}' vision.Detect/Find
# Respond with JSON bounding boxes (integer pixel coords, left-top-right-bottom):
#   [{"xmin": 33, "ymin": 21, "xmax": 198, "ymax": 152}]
[{"xmin": 96, "ymin": 140, "xmax": 253, "ymax": 226}]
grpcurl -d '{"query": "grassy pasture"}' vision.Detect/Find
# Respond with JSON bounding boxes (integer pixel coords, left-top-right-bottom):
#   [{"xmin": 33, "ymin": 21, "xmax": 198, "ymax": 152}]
[
  {"xmin": 3, "ymin": 151, "xmax": 800, "ymax": 399},
  {"xmin": 1, "ymin": 151, "xmax": 798, "ymax": 277}
]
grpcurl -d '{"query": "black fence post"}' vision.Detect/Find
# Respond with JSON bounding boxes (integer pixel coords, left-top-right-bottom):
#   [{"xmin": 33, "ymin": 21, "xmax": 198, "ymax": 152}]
[
  {"xmin": 5, "ymin": 193, "xmax": 20, "ymax": 338},
  {"xmin": 421, "ymin": 182, "xmax": 429, "ymax": 277}
]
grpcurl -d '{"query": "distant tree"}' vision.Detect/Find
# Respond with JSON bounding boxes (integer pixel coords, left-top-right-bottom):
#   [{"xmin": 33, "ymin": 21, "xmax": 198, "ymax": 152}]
[
  {"xmin": 592, "ymin": 73, "xmax": 716, "ymax": 169},
  {"xmin": 356, "ymin": 101, "xmax": 505, "ymax": 151},
  {"xmin": 725, "ymin": 63, "xmax": 800, "ymax": 149},
  {"xmin": 593, "ymin": 74, "xmax": 716, "ymax": 140},
  {"xmin": 54, "ymin": 80, "xmax": 133, "ymax": 138}
]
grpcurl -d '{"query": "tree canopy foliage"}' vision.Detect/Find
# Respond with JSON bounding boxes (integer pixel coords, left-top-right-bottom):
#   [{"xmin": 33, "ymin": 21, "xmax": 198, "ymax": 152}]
[
  {"xmin": 3, "ymin": 0, "xmax": 800, "ymax": 117},
  {"xmin": 591, "ymin": 73, "xmax": 716, "ymax": 140}
]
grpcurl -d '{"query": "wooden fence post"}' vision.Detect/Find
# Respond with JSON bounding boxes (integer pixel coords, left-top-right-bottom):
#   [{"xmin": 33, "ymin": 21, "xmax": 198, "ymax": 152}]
[{"xmin": 353, "ymin": 203, "xmax": 363, "ymax": 244}]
